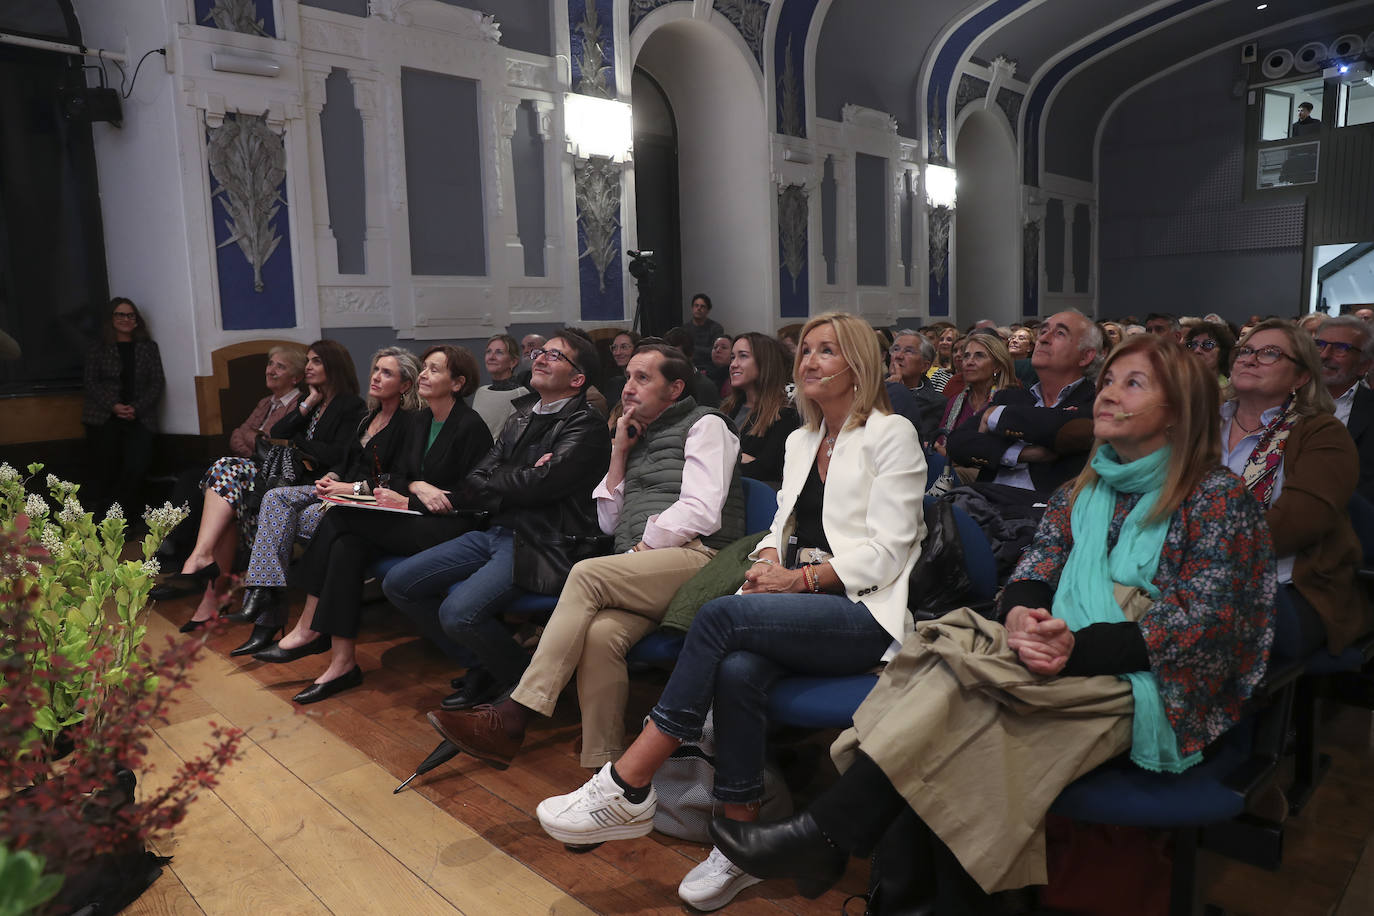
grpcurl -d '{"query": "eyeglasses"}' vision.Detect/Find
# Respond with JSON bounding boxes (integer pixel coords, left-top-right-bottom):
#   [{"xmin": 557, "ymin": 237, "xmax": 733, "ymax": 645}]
[
  {"xmin": 112, "ymin": 312, "xmax": 137, "ymax": 321},
  {"xmin": 1314, "ymin": 338, "xmax": 1359, "ymax": 356},
  {"xmin": 530, "ymin": 347, "xmax": 583, "ymax": 375},
  {"xmin": 1233, "ymin": 345, "xmax": 1298, "ymax": 366},
  {"xmin": 1184, "ymin": 339, "xmax": 1217, "ymax": 352},
  {"xmin": 889, "ymin": 345, "xmax": 920, "ymax": 357}
]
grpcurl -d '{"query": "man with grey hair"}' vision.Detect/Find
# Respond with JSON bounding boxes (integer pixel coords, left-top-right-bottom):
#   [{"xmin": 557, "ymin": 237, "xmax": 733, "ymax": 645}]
[
  {"xmin": 887, "ymin": 329, "xmax": 944, "ymax": 445},
  {"xmin": 1316, "ymin": 315, "xmax": 1374, "ymax": 499},
  {"xmin": 948, "ymin": 309, "xmax": 1100, "ymax": 505}
]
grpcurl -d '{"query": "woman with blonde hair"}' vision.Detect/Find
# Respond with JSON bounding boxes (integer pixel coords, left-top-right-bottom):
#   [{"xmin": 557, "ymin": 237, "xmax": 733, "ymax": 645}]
[
  {"xmin": 228, "ymin": 346, "xmax": 420, "ymax": 655},
  {"xmin": 534, "ymin": 312, "xmax": 926, "ymax": 911},
  {"xmin": 934, "ymin": 332, "xmax": 1018, "ymax": 456},
  {"xmin": 1225, "ymin": 319, "xmax": 1370, "ymax": 655},
  {"xmin": 711, "ymin": 335, "xmax": 1277, "ymax": 911}
]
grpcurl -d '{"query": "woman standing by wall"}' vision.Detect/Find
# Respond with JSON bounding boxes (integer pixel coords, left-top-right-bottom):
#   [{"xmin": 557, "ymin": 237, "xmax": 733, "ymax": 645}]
[{"xmin": 82, "ymin": 297, "xmax": 164, "ymax": 515}]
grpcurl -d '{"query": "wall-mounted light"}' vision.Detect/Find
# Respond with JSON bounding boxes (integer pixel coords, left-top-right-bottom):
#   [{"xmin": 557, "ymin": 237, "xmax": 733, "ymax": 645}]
[
  {"xmin": 211, "ymin": 52, "xmax": 281, "ymax": 77},
  {"xmin": 925, "ymin": 164, "xmax": 957, "ymax": 209},
  {"xmin": 564, "ymin": 93, "xmax": 633, "ymax": 161}
]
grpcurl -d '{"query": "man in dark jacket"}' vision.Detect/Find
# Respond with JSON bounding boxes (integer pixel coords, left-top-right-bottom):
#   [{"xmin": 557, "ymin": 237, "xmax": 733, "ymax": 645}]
[
  {"xmin": 382, "ymin": 330, "xmax": 611, "ymax": 708},
  {"xmin": 947, "ymin": 310, "xmax": 1100, "ymax": 506}
]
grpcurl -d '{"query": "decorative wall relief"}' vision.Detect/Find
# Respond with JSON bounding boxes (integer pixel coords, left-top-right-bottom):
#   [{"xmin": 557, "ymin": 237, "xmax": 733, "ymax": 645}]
[
  {"xmin": 206, "ymin": 112, "xmax": 295, "ymax": 329},
  {"xmin": 778, "ymin": 183, "xmax": 809, "ymax": 318},
  {"xmin": 713, "ymin": 0, "xmax": 768, "ymax": 67},
  {"xmin": 928, "ymin": 87, "xmax": 948, "ymax": 165},
  {"xmin": 1022, "ymin": 219, "xmax": 1040, "ymax": 316},
  {"xmin": 575, "ymin": 156, "xmax": 622, "ymax": 293},
  {"xmin": 571, "ymin": 0, "xmax": 615, "ymax": 98},
  {"xmin": 209, "ymin": 113, "xmax": 286, "ymax": 292},
  {"xmin": 196, "ymin": 0, "xmax": 273, "ymax": 37},
  {"xmin": 996, "ymin": 88, "xmax": 1023, "ymax": 134},
  {"xmin": 928, "ymin": 205, "xmax": 952, "ymax": 316},
  {"xmin": 629, "ymin": 0, "xmax": 671, "ymax": 31},
  {"xmin": 778, "ymin": 35, "xmax": 803, "ymax": 139},
  {"xmin": 773, "ymin": 0, "xmax": 814, "ymax": 139},
  {"xmin": 955, "ymin": 75, "xmax": 989, "ymax": 118}
]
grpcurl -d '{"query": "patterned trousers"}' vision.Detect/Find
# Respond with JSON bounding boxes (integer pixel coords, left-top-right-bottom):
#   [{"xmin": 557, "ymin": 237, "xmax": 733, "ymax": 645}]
[{"xmin": 244, "ymin": 484, "xmax": 328, "ymax": 588}]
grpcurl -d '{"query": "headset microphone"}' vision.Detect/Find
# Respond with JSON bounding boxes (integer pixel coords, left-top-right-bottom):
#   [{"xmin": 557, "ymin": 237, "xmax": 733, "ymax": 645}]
[
  {"xmin": 1111, "ymin": 403, "xmax": 1164, "ymax": 422},
  {"xmin": 814, "ymin": 367, "xmax": 852, "ymax": 384}
]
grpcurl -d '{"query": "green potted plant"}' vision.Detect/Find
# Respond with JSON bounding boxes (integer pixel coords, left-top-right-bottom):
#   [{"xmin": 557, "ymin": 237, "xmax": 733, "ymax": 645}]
[{"xmin": 0, "ymin": 463, "xmax": 244, "ymax": 912}]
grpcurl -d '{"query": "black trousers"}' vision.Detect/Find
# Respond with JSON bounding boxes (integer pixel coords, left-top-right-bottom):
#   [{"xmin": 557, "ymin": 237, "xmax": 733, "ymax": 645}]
[
  {"xmin": 85, "ymin": 419, "xmax": 155, "ymax": 517},
  {"xmin": 811, "ymin": 753, "xmax": 994, "ymax": 914},
  {"xmin": 295, "ymin": 507, "xmax": 470, "ymax": 639}
]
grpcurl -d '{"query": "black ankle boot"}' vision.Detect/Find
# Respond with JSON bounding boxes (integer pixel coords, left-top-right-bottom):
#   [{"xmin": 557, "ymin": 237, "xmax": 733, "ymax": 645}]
[
  {"xmin": 709, "ymin": 812, "xmax": 848, "ymax": 899},
  {"xmin": 226, "ymin": 586, "xmax": 280, "ymax": 624},
  {"xmin": 230, "ymin": 624, "xmax": 284, "ymax": 657}
]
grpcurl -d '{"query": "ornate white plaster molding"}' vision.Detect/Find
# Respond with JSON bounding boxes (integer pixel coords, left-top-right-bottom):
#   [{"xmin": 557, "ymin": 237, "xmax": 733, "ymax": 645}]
[
  {"xmin": 371, "ymin": 1, "xmax": 500, "ymax": 42},
  {"xmin": 841, "ymin": 104, "xmax": 898, "ymax": 135},
  {"xmin": 508, "ymin": 286, "xmax": 562, "ymax": 318},
  {"xmin": 320, "ymin": 285, "xmax": 392, "ymax": 316},
  {"xmin": 300, "ymin": 16, "xmax": 365, "ymax": 57}
]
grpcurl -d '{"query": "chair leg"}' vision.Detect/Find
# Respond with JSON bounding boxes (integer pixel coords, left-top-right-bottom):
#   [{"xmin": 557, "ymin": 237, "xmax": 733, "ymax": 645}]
[
  {"xmin": 1169, "ymin": 827, "xmax": 1202, "ymax": 916},
  {"xmin": 1287, "ymin": 677, "xmax": 1331, "ymax": 815}
]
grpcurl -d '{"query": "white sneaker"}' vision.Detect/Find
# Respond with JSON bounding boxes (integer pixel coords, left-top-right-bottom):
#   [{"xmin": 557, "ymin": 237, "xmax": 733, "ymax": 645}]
[
  {"xmin": 678, "ymin": 846, "xmax": 763, "ymax": 911},
  {"xmin": 536, "ymin": 763, "xmax": 657, "ymax": 845}
]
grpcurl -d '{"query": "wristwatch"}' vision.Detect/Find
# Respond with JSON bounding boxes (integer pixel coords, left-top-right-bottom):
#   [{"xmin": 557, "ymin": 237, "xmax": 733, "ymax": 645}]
[{"xmin": 353, "ymin": 481, "xmax": 362, "ymax": 496}]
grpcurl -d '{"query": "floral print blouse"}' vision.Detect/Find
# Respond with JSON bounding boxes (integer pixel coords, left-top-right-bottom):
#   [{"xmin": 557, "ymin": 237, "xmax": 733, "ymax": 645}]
[{"xmin": 1008, "ymin": 466, "xmax": 1277, "ymax": 755}]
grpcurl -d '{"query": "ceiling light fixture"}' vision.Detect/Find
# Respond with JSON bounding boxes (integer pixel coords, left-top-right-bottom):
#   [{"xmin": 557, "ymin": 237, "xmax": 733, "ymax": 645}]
[{"xmin": 1256, "ymin": 4, "xmax": 1268, "ymax": 10}]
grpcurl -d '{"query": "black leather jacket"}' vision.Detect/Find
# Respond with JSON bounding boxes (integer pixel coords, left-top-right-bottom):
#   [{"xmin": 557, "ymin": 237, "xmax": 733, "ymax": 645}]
[{"xmin": 457, "ymin": 391, "xmax": 612, "ymax": 594}]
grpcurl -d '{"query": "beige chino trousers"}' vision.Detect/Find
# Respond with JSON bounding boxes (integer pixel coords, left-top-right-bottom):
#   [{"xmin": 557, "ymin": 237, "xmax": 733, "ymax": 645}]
[{"xmin": 511, "ymin": 540, "xmax": 715, "ymax": 767}]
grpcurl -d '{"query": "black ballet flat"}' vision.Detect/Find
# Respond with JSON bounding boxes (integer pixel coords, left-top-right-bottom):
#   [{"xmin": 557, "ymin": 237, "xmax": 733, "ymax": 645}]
[
  {"xmin": 709, "ymin": 812, "xmax": 848, "ymax": 899},
  {"xmin": 161, "ymin": 562, "xmax": 221, "ymax": 590},
  {"xmin": 252, "ymin": 633, "xmax": 331, "ymax": 663},
  {"xmin": 230, "ymin": 625, "xmax": 284, "ymax": 658},
  {"xmin": 178, "ymin": 617, "xmax": 214, "ymax": 634},
  {"xmin": 292, "ymin": 666, "xmax": 363, "ymax": 704}
]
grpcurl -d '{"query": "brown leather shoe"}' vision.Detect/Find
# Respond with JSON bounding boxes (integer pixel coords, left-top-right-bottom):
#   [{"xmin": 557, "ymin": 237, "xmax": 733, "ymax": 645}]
[{"xmin": 426, "ymin": 705, "xmax": 524, "ymax": 770}]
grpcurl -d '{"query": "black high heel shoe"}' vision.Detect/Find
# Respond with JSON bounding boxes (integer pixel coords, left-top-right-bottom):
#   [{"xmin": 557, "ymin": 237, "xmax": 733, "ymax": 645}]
[
  {"xmin": 292, "ymin": 665, "xmax": 363, "ymax": 704},
  {"xmin": 708, "ymin": 812, "xmax": 849, "ymax": 899},
  {"xmin": 225, "ymin": 586, "xmax": 282, "ymax": 624},
  {"xmin": 230, "ymin": 625, "xmax": 284, "ymax": 657},
  {"xmin": 252, "ymin": 633, "xmax": 331, "ymax": 663},
  {"xmin": 178, "ymin": 617, "xmax": 212, "ymax": 634},
  {"xmin": 161, "ymin": 561, "xmax": 221, "ymax": 591}
]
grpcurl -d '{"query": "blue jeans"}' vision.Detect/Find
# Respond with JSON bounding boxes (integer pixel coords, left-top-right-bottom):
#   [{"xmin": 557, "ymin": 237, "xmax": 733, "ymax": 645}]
[
  {"xmin": 649, "ymin": 592, "xmax": 893, "ymax": 803},
  {"xmin": 380, "ymin": 526, "xmax": 527, "ymax": 683}
]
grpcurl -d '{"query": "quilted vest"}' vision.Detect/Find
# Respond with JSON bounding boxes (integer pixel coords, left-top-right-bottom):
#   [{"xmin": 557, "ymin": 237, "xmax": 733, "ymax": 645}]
[{"xmin": 615, "ymin": 398, "xmax": 746, "ymax": 553}]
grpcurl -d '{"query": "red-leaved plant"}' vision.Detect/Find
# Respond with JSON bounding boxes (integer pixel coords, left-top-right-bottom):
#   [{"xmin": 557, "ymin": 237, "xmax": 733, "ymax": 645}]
[{"xmin": 0, "ymin": 518, "xmax": 245, "ymax": 910}]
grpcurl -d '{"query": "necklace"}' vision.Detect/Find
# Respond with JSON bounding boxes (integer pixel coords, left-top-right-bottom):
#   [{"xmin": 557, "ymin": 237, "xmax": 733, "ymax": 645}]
[
  {"xmin": 1233, "ymin": 412, "xmax": 1264, "ymax": 434},
  {"xmin": 823, "ymin": 428, "xmax": 838, "ymax": 457}
]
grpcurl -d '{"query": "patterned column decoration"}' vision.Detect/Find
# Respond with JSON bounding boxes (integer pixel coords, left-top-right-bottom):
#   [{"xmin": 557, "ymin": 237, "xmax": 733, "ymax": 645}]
[
  {"xmin": 773, "ymin": 0, "xmax": 820, "ymax": 138},
  {"xmin": 928, "ymin": 205, "xmax": 952, "ymax": 317},
  {"xmin": 1022, "ymin": 219, "xmax": 1040, "ymax": 317},
  {"xmin": 778, "ymin": 183, "xmax": 809, "ymax": 317},
  {"xmin": 569, "ymin": 0, "xmax": 624, "ymax": 319},
  {"xmin": 207, "ymin": 112, "xmax": 296, "ymax": 329}
]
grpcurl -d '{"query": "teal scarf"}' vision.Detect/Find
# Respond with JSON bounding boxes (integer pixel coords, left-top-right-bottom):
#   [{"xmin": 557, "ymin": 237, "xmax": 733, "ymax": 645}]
[{"xmin": 1052, "ymin": 444, "xmax": 1201, "ymax": 774}]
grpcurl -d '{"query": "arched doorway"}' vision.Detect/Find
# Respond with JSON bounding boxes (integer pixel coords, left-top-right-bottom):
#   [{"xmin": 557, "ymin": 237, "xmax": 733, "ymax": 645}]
[
  {"xmin": 632, "ymin": 16, "xmax": 772, "ymax": 335},
  {"xmin": 630, "ymin": 68, "xmax": 682, "ymax": 336},
  {"xmin": 953, "ymin": 109, "xmax": 1019, "ymax": 326}
]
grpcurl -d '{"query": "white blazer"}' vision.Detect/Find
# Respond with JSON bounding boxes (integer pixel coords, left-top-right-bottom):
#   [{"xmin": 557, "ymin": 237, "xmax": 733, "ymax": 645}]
[{"xmin": 754, "ymin": 411, "xmax": 927, "ymax": 658}]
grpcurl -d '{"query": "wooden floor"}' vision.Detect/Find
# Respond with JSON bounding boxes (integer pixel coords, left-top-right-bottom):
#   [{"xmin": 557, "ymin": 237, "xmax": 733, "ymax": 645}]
[{"xmin": 125, "ymin": 593, "xmax": 1374, "ymax": 915}]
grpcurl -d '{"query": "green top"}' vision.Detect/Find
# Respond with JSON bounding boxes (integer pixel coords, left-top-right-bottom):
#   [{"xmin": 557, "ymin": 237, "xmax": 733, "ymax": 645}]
[{"xmin": 426, "ymin": 418, "xmax": 443, "ymax": 453}]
